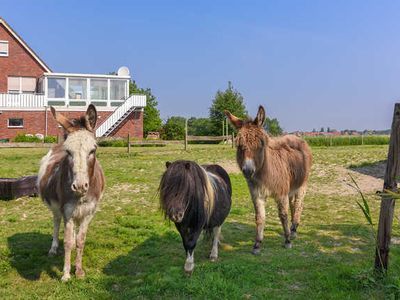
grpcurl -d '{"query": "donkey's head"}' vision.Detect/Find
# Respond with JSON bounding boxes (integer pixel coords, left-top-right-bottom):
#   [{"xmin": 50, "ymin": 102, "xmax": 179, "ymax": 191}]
[
  {"xmin": 225, "ymin": 106, "xmax": 267, "ymax": 179},
  {"xmin": 51, "ymin": 105, "xmax": 98, "ymax": 196}
]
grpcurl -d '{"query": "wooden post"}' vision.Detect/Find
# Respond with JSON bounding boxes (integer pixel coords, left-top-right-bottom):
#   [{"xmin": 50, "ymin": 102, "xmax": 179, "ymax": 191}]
[
  {"xmin": 127, "ymin": 133, "xmax": 131, "ymax": 154},
  {"xmin": 232, "ymin": 132, "xmax": 235, "ymax": 148},
  {"xmin": 184, "ymin": 118, "xmax": 188, "ymax": 151},
  {"xmin": 361, "ymin": 134, "xmax": 364, "ymax": 145},
  {"xmin": 226, "ymin": 118, "xmax": 229, "ymax": 143},
  {"xmin": 222, "ymin": 120, "xmax": 225, "ymax": 143},
  {"xmin": 375, "ymin": 103, "xmax": 400, "ymax": 272}
]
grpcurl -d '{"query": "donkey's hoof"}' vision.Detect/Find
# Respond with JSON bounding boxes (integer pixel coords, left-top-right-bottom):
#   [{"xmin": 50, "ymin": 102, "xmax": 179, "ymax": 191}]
[
  {"xmin": 184, "ymin": 262, "xmax": 194, "ymax": 275},
  {"xmin": 75, "ymin": 269, "xmax": 86, "ymax": 279},
  {"xmin": 48, "ymin": 248, "xmax": 58, "ymax": 256},
  {"xmin": 61, "ymin": 273, "xmax": 71, "ymax": 282},
  {"xmin": 284, "ymin": 242, "xmax": 292, "ymax": 249},
  {"xmin": 252, "ymin": 247, "xmax": 261, "ymax": 255},
  {"xmin": 210, "ymin": 255, "xmax": 218, "ymax": 262},
  {"xmin": 290, "ymin": 231, "xmax": 297, "ymax": 239}
]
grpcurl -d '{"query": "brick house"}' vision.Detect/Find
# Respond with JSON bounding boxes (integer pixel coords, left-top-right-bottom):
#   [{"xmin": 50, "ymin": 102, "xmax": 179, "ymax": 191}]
[{"xmin": 0, "ymin": 17, "xmax": 146, "ymax": 141}]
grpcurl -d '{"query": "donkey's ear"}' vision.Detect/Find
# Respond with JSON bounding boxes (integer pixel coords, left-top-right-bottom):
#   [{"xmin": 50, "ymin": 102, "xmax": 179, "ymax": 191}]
[
  {"xmin": 50, "ymin": 106, "xmax": 74, "ymax": 132},
  {"xmin": 253, "ymin": 105, "xmax": 266, "ymax": 127},
  {"xmin": 85, "ymin": 104, "xmax": 97, "ymax": 131},
  {"xmin": 224, "ymin": 110, "xmax": 243, "ymax": 129},
  {"xmin": 165, "ymin": 161, "xmax": 171, "ymax": 168}
]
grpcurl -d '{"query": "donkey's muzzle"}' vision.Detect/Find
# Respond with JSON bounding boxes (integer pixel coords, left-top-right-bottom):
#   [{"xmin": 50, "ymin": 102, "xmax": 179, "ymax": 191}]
[
  {"xmin": 71, "ymin": 181, "xmax": 89, "ymax": 196},
  {"xmin": 242, "ymin": 159, "xmax": 256, "ymax": 178}
]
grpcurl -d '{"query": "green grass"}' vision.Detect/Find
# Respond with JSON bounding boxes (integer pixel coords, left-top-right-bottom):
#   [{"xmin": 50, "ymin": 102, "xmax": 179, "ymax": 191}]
[
  {"xmin": 1, "ymin": 144, "xmax": 400, "ymax": 299},
  {"xmin": 304, "ymin": 135, "xmax": 389, "ymax": 147}
]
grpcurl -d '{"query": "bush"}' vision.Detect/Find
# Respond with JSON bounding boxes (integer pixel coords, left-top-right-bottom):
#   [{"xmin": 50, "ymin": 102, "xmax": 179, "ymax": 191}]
[
  {"xmin": 98, "ymin": 139, "xmax": 128, "ymax": 147},
  {"xmin": 13, "ymin": 133, "xmax": 42, "ymax": 143},
  {"xmin": 44, "ymin": 136, "xmax": 57, "ymax": 143}
]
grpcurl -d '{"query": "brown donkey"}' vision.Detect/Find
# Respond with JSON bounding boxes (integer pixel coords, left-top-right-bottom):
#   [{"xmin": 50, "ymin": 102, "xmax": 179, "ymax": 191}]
[
  {"xmin": 37, "ymin": 105, "xmax": 105, "ymax": 281},
  {"xmin": 225, "ymin": 106, "xmax": 312, "ymax": 253}
]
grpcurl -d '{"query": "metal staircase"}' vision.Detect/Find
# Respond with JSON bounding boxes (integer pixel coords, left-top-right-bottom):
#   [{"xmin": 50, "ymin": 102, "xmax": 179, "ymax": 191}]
[{"xmin": 95, "ymin": 94, "xmax": 146, "ymax": 137}]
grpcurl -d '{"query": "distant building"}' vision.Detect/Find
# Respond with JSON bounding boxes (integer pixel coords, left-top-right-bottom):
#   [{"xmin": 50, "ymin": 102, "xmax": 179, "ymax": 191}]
[{"xmin": 0, "ymin": 17, "xmax": 146, "ymax": 140}]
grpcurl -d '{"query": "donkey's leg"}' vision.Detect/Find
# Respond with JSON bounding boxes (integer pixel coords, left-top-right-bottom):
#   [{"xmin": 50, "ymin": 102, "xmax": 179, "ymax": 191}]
[
  {"xmin": 210, "ymin": 226, "xmax": 221, "ymax": 262},
  {"xmin": 75, "ymin": 214, "xmax": 94, "ymax": 279},
  {"xmin": 48, "ymin": 211, "xmax": 62, "ymax": 256},
  {"xmin": 276, "ymin": 195, "xmax": 292, "ymax": 249},
  {"xmin": 290, "ymin": 185, "xmax": 306, "ymax": 239},
  {"xmin": 61, "ymin": 218, "xmax": 74, "ymax": 282},
  {"xmin": 252, "ymin": 197, "xmax": 266, "ymax": 255}
]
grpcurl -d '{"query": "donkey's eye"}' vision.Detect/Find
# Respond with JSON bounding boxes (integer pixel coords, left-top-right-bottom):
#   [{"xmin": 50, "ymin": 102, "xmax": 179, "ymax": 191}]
[
  {"xmin": 89, "ymin": 149, "xmax": 96, "ymax": 155},
  {"xmin": 66, "ymin": 150, "xmax": 72, "ymax": 156}
]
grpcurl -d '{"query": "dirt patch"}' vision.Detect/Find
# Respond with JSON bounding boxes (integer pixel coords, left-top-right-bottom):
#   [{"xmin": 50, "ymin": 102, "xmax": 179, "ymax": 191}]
[
  {"xmin": 217, "ymin": 160, "xmax": 241, "ymax": 174},
  {"xmin": 217, "ymin": 159, "xmax": 383, "ymax": 196},
  {"xmin": 309, "ymin": 164, "xmax": 383, "ymax": 196}
]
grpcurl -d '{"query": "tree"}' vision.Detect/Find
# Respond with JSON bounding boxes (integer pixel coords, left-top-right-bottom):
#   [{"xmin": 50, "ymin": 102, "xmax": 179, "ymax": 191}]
[
  {"xmin": 161, "ymin": 116, "xmax": 185, "ymax": 140},
  {"xmin": 129, "ymin": 80, "xmax": 162, "ymax": 136},
  {"xmin": 264, "ymin": 117, "xmax": 283, "ymax": 136},
  {"xmin": 187, "ymin": 117, "xmax": 214, "ymax": 136},
  {"xmin": 209, "ymin": 81, "xmax": 247, "ymax": 135}
]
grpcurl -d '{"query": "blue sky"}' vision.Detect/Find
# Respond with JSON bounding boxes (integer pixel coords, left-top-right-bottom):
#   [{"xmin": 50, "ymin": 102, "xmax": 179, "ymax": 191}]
[{"xmin": 2, "ymin": 1, "xmax": 399, "ymax": 131}]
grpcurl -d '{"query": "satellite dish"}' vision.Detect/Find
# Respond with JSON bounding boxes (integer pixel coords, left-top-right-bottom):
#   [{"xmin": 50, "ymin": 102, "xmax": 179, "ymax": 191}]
[{"xmin": 117, "ymin": 66, "xmax": 130, "ymax": 76}]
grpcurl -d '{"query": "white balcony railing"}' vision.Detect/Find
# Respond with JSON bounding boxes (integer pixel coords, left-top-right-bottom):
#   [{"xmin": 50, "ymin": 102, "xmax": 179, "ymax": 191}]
[{"xmin": 0, "ymin": 93, "xmax": 45, "ymax": 108}]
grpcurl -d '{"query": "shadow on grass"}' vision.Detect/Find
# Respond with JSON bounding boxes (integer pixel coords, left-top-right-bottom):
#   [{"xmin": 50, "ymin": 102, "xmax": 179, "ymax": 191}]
[
  {"xmin": 7, "ymin": 232, "xmax": 63, "ymax": 280},
  {"xmin": 349, "ymin": 160, "xmax": 386, "ymax": 180},
  {"xmin": 100, "ymin": 221, "xmax": 379, "ymax": 298}
]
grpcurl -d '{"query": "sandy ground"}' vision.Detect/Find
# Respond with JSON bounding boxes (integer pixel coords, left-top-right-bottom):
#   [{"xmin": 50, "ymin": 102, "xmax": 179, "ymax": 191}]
[{"xmin": 218, "ymin": 160, "xmax": 386, "ymax": 196}]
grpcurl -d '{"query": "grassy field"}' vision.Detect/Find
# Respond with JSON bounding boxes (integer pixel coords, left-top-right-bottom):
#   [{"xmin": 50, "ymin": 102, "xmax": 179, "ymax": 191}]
[{"xmin": 1, "ymin": 144, "xmax": 400, "ymax": 299}]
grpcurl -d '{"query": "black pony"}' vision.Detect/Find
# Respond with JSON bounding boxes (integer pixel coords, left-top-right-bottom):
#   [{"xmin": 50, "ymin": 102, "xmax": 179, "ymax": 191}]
[{"xmin": 159, "ymin": 160, "xmax": 232, "ymax": 274}]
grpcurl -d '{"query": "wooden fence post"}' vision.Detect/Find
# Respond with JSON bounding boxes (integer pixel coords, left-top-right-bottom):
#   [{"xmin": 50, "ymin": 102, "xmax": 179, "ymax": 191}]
[
  {"xmin": 232, "ymin": 132, "xmax": 235, "ymax": 148},
  {"xmin": 127, "ymin": 133, "xmax": 131, "ymax": 154},
  {"xmin": 375, "ymin": 103, "xmax": 400, "ymax": 272},
  {"xmin": 184, "ymin": 118, "xmax": 188, "ymax": 151}
]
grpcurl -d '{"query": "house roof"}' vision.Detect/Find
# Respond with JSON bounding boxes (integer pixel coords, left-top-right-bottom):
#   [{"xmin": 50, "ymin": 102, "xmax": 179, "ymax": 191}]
[{"xmin": 0, "ymin": 17, "xmax": 52, "ymax": 72}]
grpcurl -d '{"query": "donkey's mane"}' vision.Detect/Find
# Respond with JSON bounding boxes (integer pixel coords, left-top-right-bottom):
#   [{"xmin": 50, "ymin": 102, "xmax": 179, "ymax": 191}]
[{"xmin": 159, "ymin": 160, "xmax": 215, "ymax": 225}]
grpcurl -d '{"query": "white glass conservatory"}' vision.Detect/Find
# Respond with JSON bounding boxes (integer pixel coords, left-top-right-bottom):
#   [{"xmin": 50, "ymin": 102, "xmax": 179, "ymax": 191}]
[{"xmin": 40, "ymin": 72, "xmax": 130, "ymax": 108}]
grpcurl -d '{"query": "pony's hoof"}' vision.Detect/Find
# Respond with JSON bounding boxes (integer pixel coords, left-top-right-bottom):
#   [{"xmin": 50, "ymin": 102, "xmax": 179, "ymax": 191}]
[
  {"xmin": 61, "ymin": 273, "xmax": 71, "ymax": 282},
  {"xmin": 210, "ymin": 255, "xmax": 218, "ymax": 262},
  {"xmin": 290, "ymin": 231, "xmax": 297, "ymax": 239},
  {"xmin": 284, "ymin": 242, "xmax": 292, "ymax": 249},
  {"xmin": 184, "ymin": 262, "xmax": 194, "ymax": 275},
  {"xmin": 48, "ymin": 248, "xmax": 58, "ymax": 256},
  {"xmin": 252, "ymin": 247, "xmax": 261, "ymax": 255},
  {"xmin": 75, "ymin": 269, "xmax": 85, "ymax": 279}
]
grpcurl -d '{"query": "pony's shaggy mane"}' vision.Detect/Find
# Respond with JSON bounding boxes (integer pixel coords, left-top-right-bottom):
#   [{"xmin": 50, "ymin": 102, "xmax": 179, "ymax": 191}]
[{"xmin": 159, "ymin": 160, "xmax": 215, "ymax": 225}]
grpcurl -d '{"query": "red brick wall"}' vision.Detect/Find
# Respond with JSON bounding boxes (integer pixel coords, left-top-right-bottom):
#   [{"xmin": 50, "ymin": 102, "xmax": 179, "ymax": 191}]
[
  {"xmin": 0, "ymin": 109, "xmax": 143, "ymax": 140},
  {"xmin": 0, "ymin": 23, "xmax": 47, "ymax": 93}
]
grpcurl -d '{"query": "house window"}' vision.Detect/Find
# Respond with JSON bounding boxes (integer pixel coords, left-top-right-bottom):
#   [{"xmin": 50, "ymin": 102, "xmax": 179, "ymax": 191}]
[
  {"xmin": 69, "ymin": 78, "xmax": 87, "ymax": 99},
  {"xmin": 90, "ymin": 79, "xmax": 108, "ymax": 100},
  {"xmin": 8, "ymin": 118, "xmax": 23, "ymax": 128},
  {"xmin": 0, "ymin": 40, "xmax": 9, "ymax": 56},
  {"xmin": 48, "ymin": 78, "xmax": 66, "ymax": 98},
  {"xmin": 110, "ymin": 80, "xmax": 126, "ymax": 100},
  {"xmin": 7, "ymin": 76, "xmax": 37, "ymax": 93}
]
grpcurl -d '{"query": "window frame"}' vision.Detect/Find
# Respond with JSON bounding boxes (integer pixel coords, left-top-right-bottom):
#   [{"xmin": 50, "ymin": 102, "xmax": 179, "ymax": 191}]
[
  {"xmin": 7, "ymin": 118, "xmax": 24, "ymax": 128},
  {"xmin": 0, "ymin": 40, "xmax": 9, "ymax": 57}
]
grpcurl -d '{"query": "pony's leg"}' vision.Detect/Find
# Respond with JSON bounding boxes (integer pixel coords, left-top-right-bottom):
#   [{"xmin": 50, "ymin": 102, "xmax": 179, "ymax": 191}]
[
  {"xmin": 276, "ymin": 195, "xmax": 292, "ymax": 248},
  {"xmin": 252, "ymin": 197, "xmax": 266, "ymax": 255},
  {"xmin": 48, "ymin": 211, "xmax": 62, "ymax": 256},
  {"xmin": 210, "ymin": 226, "xmax": 221, "ymax": 262},
  {"xmin": 178, "ymin": 226, "xmax": 201, "ymax": 275},
  {"xmin": 61, "ymin": 218, "xmax": 74, "ymax": 282},
  {"xmin": 290, "ymin": 185, "xmax": 306, "ymax": 239},
  {"xmin": 75, "ymin": 214, "xmax": 94, "ymax": 279}
]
